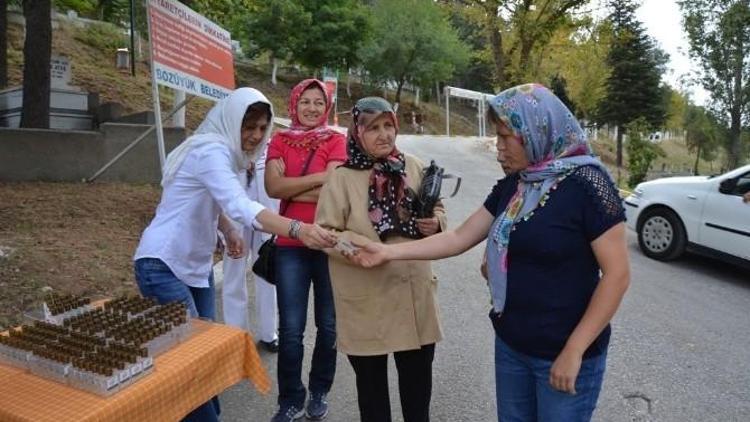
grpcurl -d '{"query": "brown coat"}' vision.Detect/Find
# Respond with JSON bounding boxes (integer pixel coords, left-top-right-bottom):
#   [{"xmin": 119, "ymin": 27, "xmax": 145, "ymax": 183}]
[{"xmin": 315, "ymin": 154, "xmax": 447, "ymax": 356}]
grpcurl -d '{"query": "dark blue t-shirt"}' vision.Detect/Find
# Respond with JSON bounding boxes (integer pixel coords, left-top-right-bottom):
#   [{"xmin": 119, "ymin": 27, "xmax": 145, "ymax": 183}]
[{"xmin": 483, "ymin": 165, "xmax": 625, "ymax": 360}]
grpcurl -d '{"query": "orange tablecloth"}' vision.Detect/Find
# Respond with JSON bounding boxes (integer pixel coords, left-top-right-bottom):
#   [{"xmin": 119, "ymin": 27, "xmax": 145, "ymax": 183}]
[{"xmin": 0, "ymin": 320, "xmax": 270, "ymax": 422}]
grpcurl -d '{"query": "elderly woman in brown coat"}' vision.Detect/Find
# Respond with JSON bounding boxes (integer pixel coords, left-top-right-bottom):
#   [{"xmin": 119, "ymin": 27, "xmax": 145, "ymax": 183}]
[{"xmin": 315, "ymin": 97, "xmax": 447, "ymax": 422}]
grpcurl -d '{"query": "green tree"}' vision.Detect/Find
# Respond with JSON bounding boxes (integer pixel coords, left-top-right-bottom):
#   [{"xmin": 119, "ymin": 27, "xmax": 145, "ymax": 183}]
[
  {"xmin": 53, "ymin": 0, "xmax": 97, "ymax": 16},
  {"xmin": 626, "ymin": 118, "xmax": 665, "ymax": 187},
  {"xmin": 536, "ymin": 18, "xmax": 612, "ymax": 121},
  {"xmin": 508, "ymin": 0, "xmax": 589, "ymax": 82},
  {"xmin": 679, "ymin": 0, "xmax": 750, "ymax": 169},
  {"xmin": 294, "ymin": 0, "xmax": 371, "ymax": 72},
  {"xmin": 362, "ymin": 0, "xmax": 469, "ymax": 104},
  {"xmin": 664, "ymin": 86, "xmax": 689, "ymax": 135},
  {"xmin": 549, "ymin": 73, "xmax": 576, "ymax": 115},
  {"xmin": 684, "ymin": 103, "xmax": 721, "ymax": 174},
  {"xmin": 187, "ymin": 0, "xmax": 255, "ymax": 41},
  {"xmin": 20, "ymin": 0, "xmax": 51, "ymax": 128},
  {"xmin": 442, "ymin": 1, "xmax": 494, "ymax": 93},
  {"xmin": 444, "ymin": 0, "xmax": 589, "ymax": 89},
  {"xmin": 244, "ymin": 0, "xmax": 310, "ymax": 84},
  {"xmin": 598, "ymin": 0, "xmax": 668, "ymax": 167},
  {"xmin": 95, "ymin": 0, "xmax": 129, "ymax": 23}
]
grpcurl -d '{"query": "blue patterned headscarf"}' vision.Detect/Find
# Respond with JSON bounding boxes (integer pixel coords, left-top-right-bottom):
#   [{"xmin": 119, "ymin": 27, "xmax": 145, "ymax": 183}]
[{"xmin": 484, "ymin": 83, "xmax": 612, "ymax": 313}]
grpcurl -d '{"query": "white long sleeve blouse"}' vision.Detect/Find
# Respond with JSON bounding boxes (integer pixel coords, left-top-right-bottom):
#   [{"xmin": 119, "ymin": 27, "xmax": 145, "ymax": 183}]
[{"xmin": 134, "ymin": 142, "xmax": 266, "ymax": 288}]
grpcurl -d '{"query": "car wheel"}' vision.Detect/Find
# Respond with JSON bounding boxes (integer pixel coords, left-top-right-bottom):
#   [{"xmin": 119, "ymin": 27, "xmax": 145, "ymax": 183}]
[{"xmin": 637, "ymin": 208, "xmax": 687, "ymax": 261}]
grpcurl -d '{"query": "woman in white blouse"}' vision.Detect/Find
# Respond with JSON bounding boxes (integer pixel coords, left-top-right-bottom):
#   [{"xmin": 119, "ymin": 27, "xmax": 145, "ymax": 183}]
[{"xmin": 133, "ymin": 87, "xmax": 336, "ymax": 422}]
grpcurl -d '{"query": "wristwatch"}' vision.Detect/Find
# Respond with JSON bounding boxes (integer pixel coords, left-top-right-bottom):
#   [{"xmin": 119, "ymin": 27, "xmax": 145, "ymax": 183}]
[{"xmin": 288, "ymin": 219, "xmax": 302, "ymax": 239}]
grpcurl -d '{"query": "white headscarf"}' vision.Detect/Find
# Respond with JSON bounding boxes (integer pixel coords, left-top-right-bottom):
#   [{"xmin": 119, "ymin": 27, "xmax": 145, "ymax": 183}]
[{"xmin": 161, "ymin": 87, "xmax": 275, "ymax": 186}]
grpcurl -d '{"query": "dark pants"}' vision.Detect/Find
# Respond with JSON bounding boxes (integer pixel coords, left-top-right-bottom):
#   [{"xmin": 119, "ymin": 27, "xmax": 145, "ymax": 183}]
[
  {"xmin": 275, "ymin": 247, "xmax": 337, "ymax": 409},
  {"xmin": 134, "ymin": 258, "xmax": 220, "ymax": 422},
  {"xmin": 347, "ymin": 344, "xmax": 435, "ymax": 422}
]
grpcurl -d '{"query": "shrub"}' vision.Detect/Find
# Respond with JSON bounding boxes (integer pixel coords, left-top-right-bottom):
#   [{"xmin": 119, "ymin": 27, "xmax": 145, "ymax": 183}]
[{"xmin": 626, "ymin": 118, "xmax": 665, "ymax": 187}]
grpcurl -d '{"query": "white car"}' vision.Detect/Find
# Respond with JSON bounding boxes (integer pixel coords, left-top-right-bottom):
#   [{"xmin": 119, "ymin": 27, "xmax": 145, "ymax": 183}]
[{"xmin": 624, "ymin": 164, "xmax": 750, "ymax": 265}]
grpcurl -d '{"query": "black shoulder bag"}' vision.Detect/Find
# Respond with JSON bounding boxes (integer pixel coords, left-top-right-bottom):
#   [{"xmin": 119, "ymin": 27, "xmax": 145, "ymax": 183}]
[
  {"xmin": 413, "ymin": 159, "xmax": 462, "ymax": 218},
  {"xmin": 252, "ymin": 148, "xmax": 318, "ymax": 284}
]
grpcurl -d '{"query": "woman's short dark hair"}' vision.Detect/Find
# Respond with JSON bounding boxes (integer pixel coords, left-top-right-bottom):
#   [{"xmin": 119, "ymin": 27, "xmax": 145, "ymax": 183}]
[{"xmin": 244, "ymin": 102, "xmax": 271, "ymax": 124}]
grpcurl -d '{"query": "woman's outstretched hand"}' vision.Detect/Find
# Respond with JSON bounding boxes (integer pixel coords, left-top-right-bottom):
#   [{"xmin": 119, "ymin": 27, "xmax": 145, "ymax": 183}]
[
  {"xmin": 344, "ymin": 240, "xmax": 390, "ymax": 268},
  {"xmin": 299, "ymin": 224, "xmax": 337, "ymax": 250}
]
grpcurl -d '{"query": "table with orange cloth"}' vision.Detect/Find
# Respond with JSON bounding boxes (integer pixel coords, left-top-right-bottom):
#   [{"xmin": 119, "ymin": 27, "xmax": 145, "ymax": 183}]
[{"xmin": 0, "ymin": 319, "xmax": 270, "ymax": 422}]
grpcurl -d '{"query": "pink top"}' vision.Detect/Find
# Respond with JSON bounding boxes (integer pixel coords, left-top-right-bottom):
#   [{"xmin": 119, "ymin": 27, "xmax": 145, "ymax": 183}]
[{"xmin": 266, "ymin": 132, "xmax": 347, "ymax": 246}]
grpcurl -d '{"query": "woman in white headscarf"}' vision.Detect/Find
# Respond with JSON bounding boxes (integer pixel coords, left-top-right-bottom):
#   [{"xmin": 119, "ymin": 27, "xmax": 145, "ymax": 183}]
[{"xmin": 133, "ymin": 88, "xmax": 336, "ymax": 422}]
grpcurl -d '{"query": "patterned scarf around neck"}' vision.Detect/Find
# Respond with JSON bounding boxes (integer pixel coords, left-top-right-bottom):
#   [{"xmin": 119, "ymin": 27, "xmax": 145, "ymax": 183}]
[
  {"xmin": 343, "ymin": 97, "xmax": 422, "ymax": 240},
  {"xmin": 485, "ymin": 83, "xmax": 613, "ymax": 313}
]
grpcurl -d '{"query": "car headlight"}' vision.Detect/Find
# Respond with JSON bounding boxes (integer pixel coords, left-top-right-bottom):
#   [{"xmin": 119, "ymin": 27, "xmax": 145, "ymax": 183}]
[{"xmin": 633, "ymin": 186, "xmax": 644, "ymax": 198}]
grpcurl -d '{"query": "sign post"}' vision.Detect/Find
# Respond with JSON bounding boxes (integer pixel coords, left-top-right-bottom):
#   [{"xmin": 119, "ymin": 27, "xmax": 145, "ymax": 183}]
[
  {"xmin": 323, "ymin": 75, "xmax": 338, "ymax": 126},
  {"xmin": 146, "ymin": 0, "xmax": 235, "ymax": 169}
]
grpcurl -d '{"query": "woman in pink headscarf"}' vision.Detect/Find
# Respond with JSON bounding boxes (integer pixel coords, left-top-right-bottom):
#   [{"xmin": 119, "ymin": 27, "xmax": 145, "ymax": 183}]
[{"xmin": 265, "ymin": 79, "xmax": 347, "ymax": 422}]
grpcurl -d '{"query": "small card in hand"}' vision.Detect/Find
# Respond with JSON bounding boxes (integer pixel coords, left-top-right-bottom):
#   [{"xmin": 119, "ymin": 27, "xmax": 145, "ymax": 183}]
[{"xmin": 334, "ymin": 238, "xmax": 359, "ymax": 254}]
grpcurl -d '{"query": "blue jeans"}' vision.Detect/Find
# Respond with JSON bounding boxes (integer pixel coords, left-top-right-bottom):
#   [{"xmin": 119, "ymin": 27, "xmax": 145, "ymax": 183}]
[
  {"xmin": 134, "ymin": 258, "xmax": 220, "ymax": 422},
  {"xmin": 275, "ymin": 247, "xmax": 337, "ymax": 409},
  {"xmin": 495, "ymin": 336, "xmax": 606, "ymax": 422}
]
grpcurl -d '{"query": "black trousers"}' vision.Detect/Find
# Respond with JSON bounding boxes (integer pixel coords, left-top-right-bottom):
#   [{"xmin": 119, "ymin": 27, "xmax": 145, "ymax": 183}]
[{"xmin": 347, "ymin": 343, "xmax": 435, "ymax": 422}]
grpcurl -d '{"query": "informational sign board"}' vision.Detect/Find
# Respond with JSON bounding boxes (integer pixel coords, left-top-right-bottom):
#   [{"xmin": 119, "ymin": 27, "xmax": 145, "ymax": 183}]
[
  {"xmin": 147, "ymin": 0, "xmax": 235, "ymax": 101},
  {"xmin": 323, "ymin": 76, "xmax": 338, "ymax": 104}
]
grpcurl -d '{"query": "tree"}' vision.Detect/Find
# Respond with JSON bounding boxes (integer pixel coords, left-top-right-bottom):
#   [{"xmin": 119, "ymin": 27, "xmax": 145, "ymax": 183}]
[
  {"xmin": 509, "ymin": 0, "xmax": 589, "ymax": 82},
  {"xmin": 684, "ymin": 104, "xmax": 720, "ymax": 175},
  {"xmin": 20, "ymin": 0, "xmax": 51, "ymax": 129},
  {"xmin": 663, "ymin": 86, "xmax": 689, "ymax": 136},
  {"xmin": 679, "ymin": 0, "xmax": 750, "ymax": 169},
  {"xmin": 549, "ymin": 74, "xmax": 576, "ymax": 115},
  {"xmin": 95, "ymin": 0, "xmax": 129, "ymax": 23},
  {"xmin": 442, "ymin": 1, "xmax": 495, "ymax": 93},
  {"xmin": 626, "ymin": 118, "xmax": 665, "ymax": 187},
  {"xmin": 443, "ymin": 0, "xmax": 589, "ymax": 89},
  {"xmin": 597, "ymin": 0, "xmax": 668, "ymax": 167},
  {"xmin": 535, "ymin": 18, "xmax": 612, "ymax": 121},
  {"xmin": 362, "ymin": 0, "xmax": 469, "ymax": 104},
  {"xmin": 187, "ymin": 0, "xmax": 254, "ymax": 45},
  {"xmin": 245, "ymin": 0, "xmax": 310, "ymax": 84},
  {"xmin": 294, "ymin": 0, "xmax": 371, "ymax": 73},
  {"xmin": 53, "ymin": 0, "xmax": 96, "ymax": 16}
]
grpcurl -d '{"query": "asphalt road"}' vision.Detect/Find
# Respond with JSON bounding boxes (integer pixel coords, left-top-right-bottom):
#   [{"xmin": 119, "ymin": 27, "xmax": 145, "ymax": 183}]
[{"xmin": 217, "ymin": 136, "xmax": 750, "ymax": 422}]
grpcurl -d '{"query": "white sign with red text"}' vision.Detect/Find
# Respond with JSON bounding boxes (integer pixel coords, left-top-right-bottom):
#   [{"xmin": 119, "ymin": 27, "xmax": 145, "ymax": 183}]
[{"xmin": 147, "ymin": 0, "xmax": 235, "ymax": 101}]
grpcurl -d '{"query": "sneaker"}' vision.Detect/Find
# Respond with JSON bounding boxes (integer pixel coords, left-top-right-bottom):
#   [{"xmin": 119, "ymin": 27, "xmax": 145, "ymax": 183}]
[
  {"xmin": 305, "ymin": 392, "xmax": 329, "ymax": 420},
  {"xmin": 270, "ymin": 405, "xmax": 304, "ymax": 422}
]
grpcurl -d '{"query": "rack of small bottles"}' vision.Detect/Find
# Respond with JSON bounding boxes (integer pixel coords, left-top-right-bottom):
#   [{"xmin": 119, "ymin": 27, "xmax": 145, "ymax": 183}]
[
  {"xmin": 42, "ymin": 292, "xmax": 93, "ymax": 325},
  {"xmin": 0, "ymin": 294, "xmax": 191, "ymax": 396}
]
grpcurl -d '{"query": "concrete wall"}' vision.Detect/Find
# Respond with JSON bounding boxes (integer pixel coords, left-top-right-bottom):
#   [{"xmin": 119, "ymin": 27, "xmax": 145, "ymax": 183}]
[{"xmin": 0, "ymin": 123, "xmax": 185, "ymax": 183}]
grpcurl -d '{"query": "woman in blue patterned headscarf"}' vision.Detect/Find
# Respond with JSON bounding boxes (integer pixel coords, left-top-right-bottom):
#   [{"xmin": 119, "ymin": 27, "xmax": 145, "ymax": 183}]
[{"xmin": 348, "ymin": 83, "xmax": 630, "ymax": 421}]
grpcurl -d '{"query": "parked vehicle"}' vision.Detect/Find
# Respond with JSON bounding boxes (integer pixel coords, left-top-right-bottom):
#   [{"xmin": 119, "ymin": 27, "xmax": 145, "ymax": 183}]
[{"xmin": 624, "ymin": 165, "xmax": 750, "ymax": 266}]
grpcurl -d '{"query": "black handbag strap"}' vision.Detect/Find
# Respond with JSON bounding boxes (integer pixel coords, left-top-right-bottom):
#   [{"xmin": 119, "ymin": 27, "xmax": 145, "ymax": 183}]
[{"xmin": 272, "ymin": 147, "xmax": 319, "ymax": 240}]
